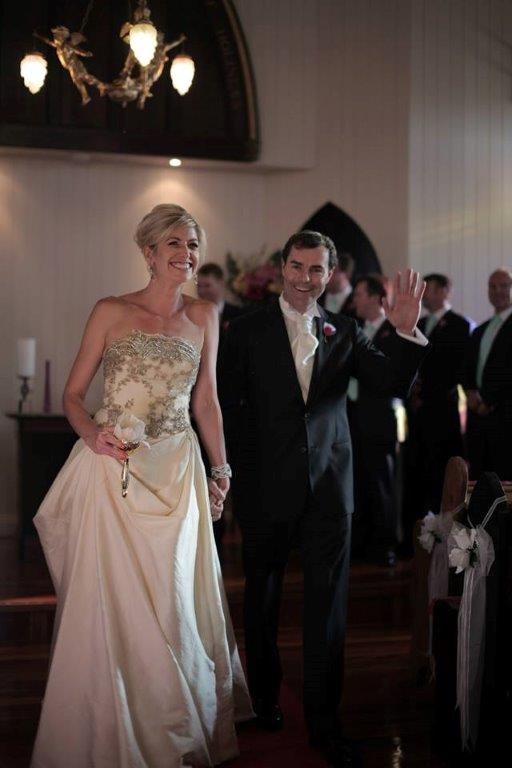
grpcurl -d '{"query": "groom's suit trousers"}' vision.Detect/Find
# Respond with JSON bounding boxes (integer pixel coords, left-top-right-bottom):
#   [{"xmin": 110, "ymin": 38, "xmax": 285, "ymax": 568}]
[{"xmin": 239, "ymin": 496, "xmax": 352, "ymax": 737}]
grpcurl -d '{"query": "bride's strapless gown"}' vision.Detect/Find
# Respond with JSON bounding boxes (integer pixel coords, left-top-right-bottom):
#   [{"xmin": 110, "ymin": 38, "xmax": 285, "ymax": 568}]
[{"xmin": 31, "ymin": 330, "xmax": 253, "ymax": 768}]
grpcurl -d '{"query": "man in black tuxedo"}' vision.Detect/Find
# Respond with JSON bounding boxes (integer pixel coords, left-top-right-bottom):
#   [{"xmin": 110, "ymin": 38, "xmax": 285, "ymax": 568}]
[
  {"xmin": 349, "ymin": 275, "xmax": 399, "ymax": 566},
  {"xmin": 403, "ymin": 274, "xmax": 470, "ymax": 541},
  {"xmin": 221, "ymin": 231, "xmax": 427, "ymax": 766},
  {"xmin": 464, "ymin": 268, "xmax": 512, "ymax": 481}
]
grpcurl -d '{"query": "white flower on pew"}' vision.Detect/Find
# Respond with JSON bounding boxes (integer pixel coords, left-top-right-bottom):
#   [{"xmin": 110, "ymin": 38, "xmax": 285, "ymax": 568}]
[
  {"xmin": 448, "ymin": 524, "xmax": 478, "ymax": 574},
  {"xmin": 418, "ymin": 511, "xmax": 443, "ymax": 553}
]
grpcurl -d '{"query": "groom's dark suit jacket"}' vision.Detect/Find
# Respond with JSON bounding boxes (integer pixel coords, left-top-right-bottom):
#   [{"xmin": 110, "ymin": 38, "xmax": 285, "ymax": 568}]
[{"xmin": 220, "ymin": 299, "xmax": 427, "ymax": 523}]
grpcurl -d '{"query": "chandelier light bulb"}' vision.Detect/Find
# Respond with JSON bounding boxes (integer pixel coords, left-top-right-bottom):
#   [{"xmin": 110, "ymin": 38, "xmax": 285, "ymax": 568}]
[
  {"xmin": 20, "ymin": 53, "xmax": 48, "ymax": 94},
  {"xmin": 170, "ymin": 54, "xmax": 195, "ymax": 96},
  {"xmin": 169, "ymin": 158, "xmax": 182, "ymax": 167},
  {"xmin": 129, "ymin": 21, "xmax": 158, "ymax": 67}
]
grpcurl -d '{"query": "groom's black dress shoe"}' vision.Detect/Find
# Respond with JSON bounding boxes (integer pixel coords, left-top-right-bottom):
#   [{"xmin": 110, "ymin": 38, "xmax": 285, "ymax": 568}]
[
  {"xmin": 253, "ymin": 700, "xmax": 284, "ymax": 731},
  {"xmin": 309, "ymin": 734, "xmax": 362, "ymax": 767}
]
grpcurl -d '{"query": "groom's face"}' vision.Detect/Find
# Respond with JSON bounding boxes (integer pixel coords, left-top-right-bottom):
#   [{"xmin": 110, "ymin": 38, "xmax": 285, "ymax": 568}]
[{"xmin": 282, "ymin": 246, "xmax": 333, "ymax": 308}]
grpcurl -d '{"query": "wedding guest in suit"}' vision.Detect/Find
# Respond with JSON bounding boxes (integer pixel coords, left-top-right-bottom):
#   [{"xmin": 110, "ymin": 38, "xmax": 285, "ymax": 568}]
[
  {"xmin": 349, "ymin": 275, "xmax": 398, "ymax": 566},
  {"xmin": 196, "ymin": 263, "xmax": 244, "ymax": 554},
  {"xmin": 197, "ymin": 262, "xmax": 244, "ymax": 342},
  {"xmin": 221, "ymin": 230, "xmax": 428, "ymax": 767},
  {"xmin": 319, "ymin": 252, "xmax": 356, "ymax": 317},
  {"xmin": 402, "ymin": 274, "xmax": 471, "ymax": 548},
  {"xmin": 464, "ymin": 268, "xmax": 512, "ymax": 480}
]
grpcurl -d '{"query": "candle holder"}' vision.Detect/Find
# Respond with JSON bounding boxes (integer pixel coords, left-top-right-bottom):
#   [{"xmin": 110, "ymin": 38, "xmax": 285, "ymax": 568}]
[{"xmin": 17, "ymin": 375, "xmax": 31, "ymax": 414}]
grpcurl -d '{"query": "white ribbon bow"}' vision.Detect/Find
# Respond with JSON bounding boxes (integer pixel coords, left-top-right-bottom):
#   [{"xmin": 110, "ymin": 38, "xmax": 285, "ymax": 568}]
[
  {"xmin": 447, "ymin": 495, "xmax": 505, "ymax": 750},
  {"xmin": 418, "ymin": 505, "xmax": 465, "ymax": 654}
]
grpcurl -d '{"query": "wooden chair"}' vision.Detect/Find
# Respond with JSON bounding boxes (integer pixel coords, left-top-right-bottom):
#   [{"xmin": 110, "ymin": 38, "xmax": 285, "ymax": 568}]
[
  {"xmin": 410, "ymin": 456, "xmax": 468, "ymax": 682},
  {"xmin": 432, "ymin": 472, "xmax": 512, "ymax": 759}
]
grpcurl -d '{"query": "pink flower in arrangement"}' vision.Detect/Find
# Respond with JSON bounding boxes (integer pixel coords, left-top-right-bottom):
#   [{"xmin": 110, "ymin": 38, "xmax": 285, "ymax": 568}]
[
  {"xmin": 323, "ymin": 322, "xmax": 336, "ymax": 337},
  {"xmin": 244, "ymin": 263, "xmax": 281, "ymax": 301}
]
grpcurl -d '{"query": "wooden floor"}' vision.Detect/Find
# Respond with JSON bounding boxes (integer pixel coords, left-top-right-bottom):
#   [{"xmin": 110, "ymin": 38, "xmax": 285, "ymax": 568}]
[{"xmin": 0, "ymin": 534, "xmax": 449, "ymax": 768}]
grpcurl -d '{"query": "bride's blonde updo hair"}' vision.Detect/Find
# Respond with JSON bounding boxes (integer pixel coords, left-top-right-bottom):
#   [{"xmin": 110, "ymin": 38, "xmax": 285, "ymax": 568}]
[{"xmin": 134, "ymin": 204, "xmax": 207, "ymax": 261}]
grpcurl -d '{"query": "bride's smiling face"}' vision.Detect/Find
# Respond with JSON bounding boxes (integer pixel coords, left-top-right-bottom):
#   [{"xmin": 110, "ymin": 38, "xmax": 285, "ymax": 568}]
[{"xmin": 145, "ymin": 225, "xmax": 200, "ymax": 284}]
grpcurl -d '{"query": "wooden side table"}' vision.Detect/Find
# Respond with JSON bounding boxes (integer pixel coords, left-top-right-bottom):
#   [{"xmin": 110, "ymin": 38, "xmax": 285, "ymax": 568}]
[{"xmin": 6, "ymin": 414, "xmax": 77, "ymax": 560}]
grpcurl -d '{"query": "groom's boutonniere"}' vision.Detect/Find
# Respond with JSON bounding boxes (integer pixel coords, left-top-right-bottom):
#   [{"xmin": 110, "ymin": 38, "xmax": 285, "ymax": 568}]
[{"xmin": 323, "ymin": 322, "xmax": 336, "ymax": 339}]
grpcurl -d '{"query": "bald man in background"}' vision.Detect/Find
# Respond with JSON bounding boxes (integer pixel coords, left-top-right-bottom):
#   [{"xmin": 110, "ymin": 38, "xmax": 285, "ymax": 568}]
[{"xmin": 463, "ymin": 268, "xmax": 512, "ymax": 480}]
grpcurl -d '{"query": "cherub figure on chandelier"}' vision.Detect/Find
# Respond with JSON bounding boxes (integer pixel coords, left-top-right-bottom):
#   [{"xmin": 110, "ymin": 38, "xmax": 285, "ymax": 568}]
[{"xmin": 37, "ymin": 26, "xmax": 106, "ymax": 105}]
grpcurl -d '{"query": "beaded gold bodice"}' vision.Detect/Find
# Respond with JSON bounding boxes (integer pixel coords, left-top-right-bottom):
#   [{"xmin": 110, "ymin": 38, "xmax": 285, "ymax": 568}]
[{"xmin": 94, "ymin": 329, "xmax": 201, "ymax": 439}]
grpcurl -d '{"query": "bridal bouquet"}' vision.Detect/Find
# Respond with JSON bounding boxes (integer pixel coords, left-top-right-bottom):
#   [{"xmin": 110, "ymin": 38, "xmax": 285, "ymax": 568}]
[
  {"xmin": 114, "ymin": 414, "xmax": 150, "ymax": 497},
  {"xmin": 226, "ymin": 248, "xmax": 282, "ymax": 305}
]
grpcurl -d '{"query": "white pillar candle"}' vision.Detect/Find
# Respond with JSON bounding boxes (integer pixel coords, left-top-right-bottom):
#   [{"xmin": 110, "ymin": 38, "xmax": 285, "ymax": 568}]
[{"xmin": 17, "ymin": 338, "xmax": 36, "ymax": 377}]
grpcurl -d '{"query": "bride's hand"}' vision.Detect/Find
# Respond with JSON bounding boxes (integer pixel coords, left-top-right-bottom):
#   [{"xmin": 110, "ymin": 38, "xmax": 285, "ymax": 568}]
[
  {"xmin": 84, "ymin": 426, "xmax": 126, "ymax": 460},
  {"xmin": 208, "ymin": 477, "xmax": 226, "ymax": 521}
]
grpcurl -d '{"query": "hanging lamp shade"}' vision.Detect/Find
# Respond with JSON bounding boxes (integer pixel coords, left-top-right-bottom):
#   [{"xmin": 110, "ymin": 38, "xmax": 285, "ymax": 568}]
[
  {"xmin": 129, "ymin": 21, "xmax": 157, "ymax": 67},
  {"xmin": 170, "ymin": 53, "xmax": 195, "ymax": 96},
  {"xmin": 20, "ymin": 53, "xmax": 48, "ymax": 94}
]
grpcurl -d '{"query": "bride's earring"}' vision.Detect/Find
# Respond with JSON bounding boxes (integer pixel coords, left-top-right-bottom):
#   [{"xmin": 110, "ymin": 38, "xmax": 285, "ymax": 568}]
[{"xmin": 147, "ymin": 261, "xmax": 154, "ymax": 278}]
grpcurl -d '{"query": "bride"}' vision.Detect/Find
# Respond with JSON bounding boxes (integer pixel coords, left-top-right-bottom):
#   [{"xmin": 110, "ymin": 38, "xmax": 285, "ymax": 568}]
[{"xmin": 31, "ymin": 204, "xmax": 253, "ymax": 768}]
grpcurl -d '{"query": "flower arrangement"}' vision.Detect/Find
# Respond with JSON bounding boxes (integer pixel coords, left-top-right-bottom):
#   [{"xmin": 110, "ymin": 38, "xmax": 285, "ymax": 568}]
[
  {"xmin": 418, "ymin": 511, "xmax": 443, "ymax": 553},
  {"xmin": 226, "ymin": 248, "xmax": 282, "ymax": 305}
]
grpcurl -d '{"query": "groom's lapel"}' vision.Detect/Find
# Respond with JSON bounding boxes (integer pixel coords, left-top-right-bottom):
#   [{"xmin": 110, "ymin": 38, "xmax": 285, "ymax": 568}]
[
  {"xmin": 306, "ymin": 306, "xmax": 335, "ymax": 407},
  {"xmin": 264, "ymin": 301, "xmax": 304, "ymax": 403}
]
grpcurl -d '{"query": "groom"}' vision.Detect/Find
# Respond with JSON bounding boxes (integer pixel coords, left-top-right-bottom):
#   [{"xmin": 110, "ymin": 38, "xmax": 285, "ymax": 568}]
[{"xmin": 220, "ymin": 231, "xmax": 427, "ymax": 766}]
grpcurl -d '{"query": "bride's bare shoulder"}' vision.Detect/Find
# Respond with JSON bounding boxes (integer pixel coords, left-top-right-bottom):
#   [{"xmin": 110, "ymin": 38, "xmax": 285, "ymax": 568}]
[
  {"xmin": 183, "ymin": 296, "xmax": 217, "ymax": 327},
  {"xmin": 91, "ymin": 295, "xmax": 130, "ymax": 318},
  {"xmin": 85, "ymin": 296, "xmax": 135, "ymax": 338}
]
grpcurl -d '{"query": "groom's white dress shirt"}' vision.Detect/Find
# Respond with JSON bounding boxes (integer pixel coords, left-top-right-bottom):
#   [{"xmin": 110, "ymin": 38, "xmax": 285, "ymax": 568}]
[
  {"xmin": 279, "ymin": 295, "xmax": 428, "ymax": 403},
  {"xmin": 279, "ymin": 296, "xmax": 321, "ymax": 402}
]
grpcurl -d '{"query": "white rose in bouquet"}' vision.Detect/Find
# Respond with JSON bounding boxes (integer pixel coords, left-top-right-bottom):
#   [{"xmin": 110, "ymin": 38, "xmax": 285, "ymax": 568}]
[
  {"xmin": 113, "ymin": 414, "xmax": 149, "ymax": 497},
  {"xmin": 114, "ymin": 414, "xmax": 149, "ymax": 447}
]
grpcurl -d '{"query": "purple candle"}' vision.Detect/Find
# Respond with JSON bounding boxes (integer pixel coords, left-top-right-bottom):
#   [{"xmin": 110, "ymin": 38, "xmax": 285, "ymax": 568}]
[{"xmin": 43, "ymin": 360, "xmax": 52, "ymax": 414}]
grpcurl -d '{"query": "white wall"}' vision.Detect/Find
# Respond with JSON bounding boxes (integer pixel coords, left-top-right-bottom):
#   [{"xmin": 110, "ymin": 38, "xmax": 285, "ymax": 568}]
[
  {"xmin": 259, "ymin": 0, "xmax": 412, "ymax": 278},
  {"xmin": 409, "ymin": 0, "xmax": 512, "ymax": 323}
]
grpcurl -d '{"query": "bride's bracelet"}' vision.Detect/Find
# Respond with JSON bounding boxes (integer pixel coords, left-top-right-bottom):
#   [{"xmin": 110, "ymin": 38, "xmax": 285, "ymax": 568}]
[{"xmin": 210, "ymin": 463, "xmax": 232, "ymax": 481}]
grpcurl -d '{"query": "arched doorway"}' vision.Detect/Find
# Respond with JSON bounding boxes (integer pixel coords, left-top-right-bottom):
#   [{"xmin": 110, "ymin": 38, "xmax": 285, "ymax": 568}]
[{"xmin": 301, "ymin": 202, "xmax": 381, "ymax": 277}]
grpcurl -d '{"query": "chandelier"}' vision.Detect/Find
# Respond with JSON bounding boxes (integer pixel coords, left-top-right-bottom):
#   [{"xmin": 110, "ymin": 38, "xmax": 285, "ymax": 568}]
[{"xmin": 19, "ymin": 0, "xmax": 195, "ymax": 109}]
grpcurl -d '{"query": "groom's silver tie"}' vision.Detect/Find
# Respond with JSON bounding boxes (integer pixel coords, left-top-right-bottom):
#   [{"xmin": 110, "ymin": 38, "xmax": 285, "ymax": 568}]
[{"xmin": 296, "ymin": 314, "xmax": 319, "ymax": 366}]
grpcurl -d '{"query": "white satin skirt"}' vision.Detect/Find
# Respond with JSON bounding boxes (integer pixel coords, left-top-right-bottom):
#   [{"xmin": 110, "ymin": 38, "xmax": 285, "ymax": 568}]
[{"xmin": 31, "ymin": 429, "xmax": 253, "ymax": 768}]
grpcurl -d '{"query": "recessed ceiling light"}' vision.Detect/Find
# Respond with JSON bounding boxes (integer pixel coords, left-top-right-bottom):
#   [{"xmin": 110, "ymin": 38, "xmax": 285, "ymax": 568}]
[{"xmin": 169, "ymin": 158, "xmax": 182, "ymax": 167}]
